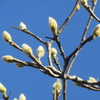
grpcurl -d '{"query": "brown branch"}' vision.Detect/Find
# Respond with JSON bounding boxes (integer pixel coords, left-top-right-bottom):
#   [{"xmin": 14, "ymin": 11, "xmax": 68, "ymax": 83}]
[
  {"xmin": 11, "ymin": 26, "xmax": 46, "ymax": 44},
  {"xmin": 57, "ymin": 0, "xmax": 80, "ymax": 34}
]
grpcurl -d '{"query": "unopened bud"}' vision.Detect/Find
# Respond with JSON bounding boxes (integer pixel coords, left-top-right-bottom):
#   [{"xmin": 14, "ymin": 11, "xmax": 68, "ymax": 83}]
[
  {"xmin": 19, "ymin": 93, "xmax": 26, "ymax": 100},
  {"xmin": 22, "ymin": 44, "xmax": 33, "ymax": 56},
  {"xmin": 52, "ymin": 79, "xmax": 62, "ymax": 94},
  {"xmin": 92, "ymin": 24, "xmax": 100, "ymax": 38},
  {"xmin": 51, "ymin": 47, "xmax": 57, "ymax": 57},
  {"xmin": 80, "ymin": 0, "xmax": 88, "ymax": 7},
  {"xmin": 19, "ymin": 22, "xmax": 27, "ymax": 29},
  {"xmin": 89, "ymin": 77, "xmax": 98, "ymax": 82},
  {"xmin": 2, "ymin": 55, "xmax": 14, "ymax": 63},
  {"xmin": 0, "ymin": 83, "xmax": 7, "ymax": 95},
  {"xmin": 48, "ymin": 17, "xmax": 58, "ymax": 36},
  {"xmin": 13, "ymin": 98, "xmax": 18, "ymax": 100},
  {"xmin": 37, "ymin": 46, "xmax": 45, "ymax": 59},
  {"xmin": 2, "ymin": 31, "xmax": 12, "ymax": 43},
  {"xmin": 76, "ymin": 4, "xmax": 80, "ymax": 11}
]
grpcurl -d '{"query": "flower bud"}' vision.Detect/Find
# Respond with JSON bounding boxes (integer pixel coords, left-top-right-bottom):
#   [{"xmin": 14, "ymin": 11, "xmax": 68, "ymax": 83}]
[
  {"xmin": 51, "ymin": 47, "xmax": 57, "ymax": 57},
  {"xmin": 19, "ymin": 22, "xmax": 27, "ymax": 29},
  {"xmin": 92, "ymin": 24, "xmax": 100, "ymax": 38},
  {"xmin": 52, "ymin": 79, "xmax": 62, "ymax": 94},
  {"xmin": 48, "ymin": 17, "xmax": 58, "ymax": 36},
  {"xmin": 2, "ymin": 31, "xmax": 12, "ymax": 43},
  {"xmin": 15, "ymin": 63, "xmax": 25, "ymax": 68},
  {"xmin": 89, "ymin": 77, "xmax": 98, "ymax": 82},
  {"xmin": 22, "ymin": 44, "xmax": 33, "ymax": 56},
  {"xmin": 13, "ymin": 98, "xmax": 18, "ymax": 100},
  {"xmin": 76, "ymin": 4, "xmax": 80, "ymax": 11},
  {"xmin": 0, "ymin": 83, "xmax": 7, "ymax": 95},
  {"xmin": 19, "ymin": 93, "xmax": 26, "ymax": 100},
  {"xmin": 37, "ymin": 45, "xmax": 45, "ymax": 59},
  {"xmin": 80, "ymin": 0, "xmax": 88, "ymax": 6},
  {"xmin": 2, "ymin": 55, "xmax": 14, "ymax": 63}
]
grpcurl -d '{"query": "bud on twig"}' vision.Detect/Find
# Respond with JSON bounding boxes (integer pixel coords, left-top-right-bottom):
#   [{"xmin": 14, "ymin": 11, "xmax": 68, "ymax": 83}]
[
  {"xmin": 37, "ymin": 45, "xmax": 45, "ymax": 59},
  {"xmin": 89, "ymin": 77, "xmax": 98, "ymax": 82},
  {"xmin": 80, "ymin": 0, "xmax": 88, "ymax": 7},
  {"xmin": 48, "ymin": 17, "xmax": 58, "ymax": 36},
  {"xmin": 92, "ymin": 24, "xmax": 100, "ymax": 38},
  {"xmin": 13, "ymin": 98, "xmax": 18, "ymax": 100},
  {"xmin": 2, "ymin": 55, "xmax": 14, "ymax": 63},
  {"xmin": 2, "ymin": 31, "xmax": 12, "ymax": 43},
  {"xmin": 22, "ymin": 44, "xmax": 33, "ymax": 56},
  {"xmin": 51, "ymin": 47, "xmax": 57, "ymax": 57},
  {"xmin": 52, "ymin": 79, "xmax": 62, "ymax": 94},
  {"xmin": 0, "ymin": 83, "xmax": 7, "ymax": 95},
  {"xmin": 19, "ymin": 22, "xmax": 27, "ymax": 29},
  {"xmin": 19, "ymin": 93, "xmax": 26, "ymax": 100}
]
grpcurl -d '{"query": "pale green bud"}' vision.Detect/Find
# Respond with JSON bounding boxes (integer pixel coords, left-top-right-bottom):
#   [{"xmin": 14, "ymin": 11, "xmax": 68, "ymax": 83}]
[
  {"xmin": 13, "ymin": 98, "xmax": 18, "ymax": 100},
  {"xmin": 80, "ymin": 0, "xmax": 88, "ymax": 6},
  {"xmin": 92, "ymin": 24, "xmax": 100, "ymax": 38},
  {"xmin": 51, "ymin": 47, "xmax": 57, "ymax": 57},
  {"xmin": 89, "ymin": 77, "xmax": 98, "ymax": 82},
  {"xmin": 37, "ymin": 45, "xmax": 45, "ymax": 59},
  {"xmin": 2, "ymin": 55, "xmax": 14, "ymax": 63},
  {"xmin": 52, "ymin": 79, "xmax": 62, "ymax": 94},
  {"xmin": 48, "ymin": 17, "xmax": 58, "ymax": 36},
  {"xmin": 0, "ymin": 83, "xmax": 7, "ymax": 95},
  {"xmin": 19, "ymin": 93, "xmax": 26, "ymax": 100},
  {"xmin": 15, "ymin": 63, "xmax": 25, "ymax": 68},
  {"xmin": 22, "ymin": 44, "xmax": 33, "ymax": 56},
  {"xmin": 19, "ymin": 22, "xmax": 27, "ymax": 29},
  {"xmin": 2, "ymin": 31, "xmax": 12, "ymax": 43}
]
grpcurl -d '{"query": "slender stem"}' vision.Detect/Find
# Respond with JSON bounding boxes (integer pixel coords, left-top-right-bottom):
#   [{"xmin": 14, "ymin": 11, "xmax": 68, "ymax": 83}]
[
  {"xmin": 58, "ymin": 0, "xmax": 80, "ymax": 34},
  {"xmin": 63, "ymin": 79, "xmax": 67, "ymax": 100}
]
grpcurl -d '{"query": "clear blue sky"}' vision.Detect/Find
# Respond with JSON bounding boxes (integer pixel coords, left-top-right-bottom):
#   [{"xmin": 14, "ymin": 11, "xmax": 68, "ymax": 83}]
[{"xmin": 0, "ymin": 0, "xmax": 100, "ymax": 100}]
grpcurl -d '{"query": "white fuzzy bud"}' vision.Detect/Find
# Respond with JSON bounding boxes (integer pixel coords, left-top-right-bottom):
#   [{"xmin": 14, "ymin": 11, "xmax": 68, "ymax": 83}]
[
  {"xmin": 52, "ymin": 79, "xmax": 62, "ymax": 94},
  {"xmin": 80, "ymin": 0, "xmax": 88, "ymax": 6},
  {"xmin": 51, "ymin": 47, "xmax": 57, "ymax": 57},
  {"xmin": 48, "ymin": 17, "xmax": 58, "ymax": 36},
  {"xmin": 37, "ymin": 46, "xmax": 45, "ymax": 59},
  {"xmin": 0, "ymin": 83, "xmax": 7, "ymax": 95},
  {"xmin": 19, "ymin": 22, "xmax": 27, "ymax": 29},
  {"xmin": 22, "ymin": 44, "xmax": 33, "ymax": 56},
  {"xmin": 13, "ymin": 98, "xmax": 18, "ymax": 100},
  {"xmin": 2, "ymin": 31, "xmax": 12, "ymax": 43},
  {"xmin": 92, "ymin": 24, "xmax": 100, "ymax": 38},
  {"xmin": 2, "ymin": 55, "xmax": 14, "ymax": 63},
  {"xmin": 19, "ymin": 93, "xmax": 26, "ymax": 100},
  {"xmin": 89, "ymin": 77, "xmax": 98, "ymax": 82}
]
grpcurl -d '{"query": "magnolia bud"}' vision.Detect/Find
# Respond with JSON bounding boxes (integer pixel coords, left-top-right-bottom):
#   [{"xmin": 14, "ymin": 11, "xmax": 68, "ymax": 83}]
[
  {"xmin": 37, "ymin": 45, "xmax": 45, "ymax": 59},
  {"xmin": 80, "ymin": 0, "xmax": 88, "ymax": 6},
  {"xmin": 19, "ymin": 22, "xmax": 27, "ymax": 29},
  {"xmin": 15, "ymin": 63, "xmax": 25, "ymax": 68},
  {"xmin": 89, "ymin": 77, "xmax": 98, "ymax": 82},
  {"xmin": 76, "ymin": 4, "xmax": 80, "ymax": 11},
  {"xmin": 19, "ymin": 93, "xmax": 26, "ymax": 100},
  {"xmin": 92, "ymin": 24, "xmax": 100, "ymax": 38},
  {"xmin": 2, "ymin": 55, "xmax": 14, "ymax": 63},
  {"xmin": 0, "ymin": 83, "xmax": 7, "ymax": 95},
  {"xmin": 48, "ymin": 17, "xmax": 58, "ymax": 36},
  {"xmin": 52, "ymin": 79, "xmax": 62, "ymax": 94},
  {"xmin": 2, "ymin": 31, "xmax": 12, "ymax": 43},
  {"xmin": 22, "ymin": 44, "xmax": 33, "ymax": 56},
  {"xmin": 51, "ymin": 47, "xmax": 57, "ymax": 57},
  {"xmin": 13, "ymin": 98, "xmax": 18, "ymax": 100}
]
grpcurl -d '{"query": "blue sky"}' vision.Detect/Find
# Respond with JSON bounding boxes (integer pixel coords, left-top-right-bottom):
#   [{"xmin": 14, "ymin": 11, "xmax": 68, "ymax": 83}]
[{"xmin": 0, "ymin": 0, "xmax": 100, "ymax": 100}]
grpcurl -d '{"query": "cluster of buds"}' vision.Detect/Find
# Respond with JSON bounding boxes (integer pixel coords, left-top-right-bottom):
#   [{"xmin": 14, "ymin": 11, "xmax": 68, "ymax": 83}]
[
  {"xmin": 0, "ymin": 83, "xmax": 7, "ymax": 96},
  {"xmin": 48, "ymin": 17, "xmax": 58, "ymax": 36},
  {"xmin": 52, "ymin": 79, "xmax": 62, "ymax": 94},
  {"xmin": 2, "ymin": 31, "xmax": 12, "ymax": 43},
  {"xmin": 36, "ymin": 45, "xmax": 45, "ymax": 59}
]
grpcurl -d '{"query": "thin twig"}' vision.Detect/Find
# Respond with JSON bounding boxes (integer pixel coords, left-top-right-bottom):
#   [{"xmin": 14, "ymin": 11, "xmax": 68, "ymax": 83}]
[
  {"xmin": 57, "ymin": 0, "xmax": 80, "ymax": 34},
  {"xmin": 11, "ymin": 26, "xmax": 46, "ymax": 44}
]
